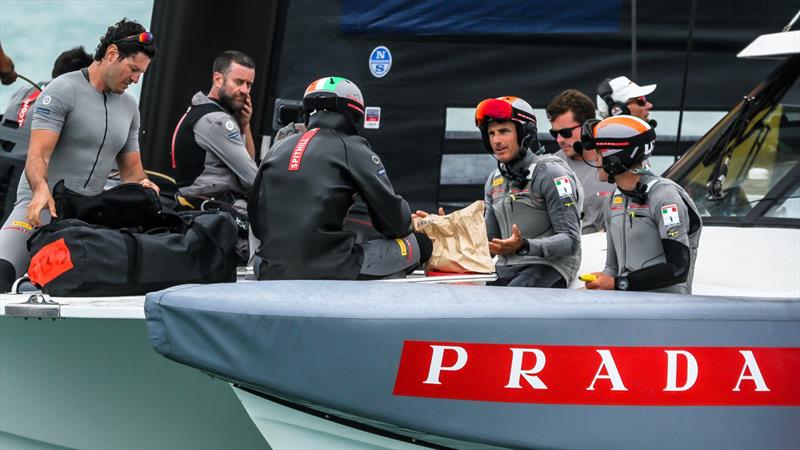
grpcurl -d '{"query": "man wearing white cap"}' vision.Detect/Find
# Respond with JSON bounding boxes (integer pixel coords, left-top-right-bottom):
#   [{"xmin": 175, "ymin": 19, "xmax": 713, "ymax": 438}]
[{"xmin": 596, "ymin": 75, "xmax": 656, "ymax": 122}]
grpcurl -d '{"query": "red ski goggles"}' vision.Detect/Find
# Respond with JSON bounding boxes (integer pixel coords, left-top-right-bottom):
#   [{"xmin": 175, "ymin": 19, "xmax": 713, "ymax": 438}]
[
  {"xmin": 114, "ymin": 32, "xmax": 154, "ymax": 45},
  {"xmin": 474, "ymin": 97, "xmax": 535, "ymax": 128},
  {"xmin": 475, "ymin": 98, "xmax": 515, "ymax": 128}
]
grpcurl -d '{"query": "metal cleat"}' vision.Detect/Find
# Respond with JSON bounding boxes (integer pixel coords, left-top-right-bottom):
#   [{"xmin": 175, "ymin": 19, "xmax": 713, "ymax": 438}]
[{"xmin": 5, "ymin": 293, "xmax": 60, "ymax": 319}]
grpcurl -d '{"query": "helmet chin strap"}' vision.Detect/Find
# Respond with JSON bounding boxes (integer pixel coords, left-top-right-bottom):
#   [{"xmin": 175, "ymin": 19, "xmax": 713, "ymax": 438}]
[
  {"xmin": 619, "ymin": 181, "xmax": 651, "ymax": 204},
  {"xmin": 498, "ymin": 147, "xmax": 532, "ymax": 185}
]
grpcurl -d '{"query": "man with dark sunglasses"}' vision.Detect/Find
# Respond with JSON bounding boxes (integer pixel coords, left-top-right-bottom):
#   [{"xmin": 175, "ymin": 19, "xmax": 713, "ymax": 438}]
[
  {"xmin": 476, "ymin": 96, "xmax": 582, "ymax": 288},
  {"xmin": 596, "ymin": 75, "xmax": 656, "ymax": 122},
  {"xmin": 546, "ymin": 89, "xmax": 612, "ymax": 234},
  {"xmin": 0, "ymin": 19, "xmax": 158, "ymax": 292}
]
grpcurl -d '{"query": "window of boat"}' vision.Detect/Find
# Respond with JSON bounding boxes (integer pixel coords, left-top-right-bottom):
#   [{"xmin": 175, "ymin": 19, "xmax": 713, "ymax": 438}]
[
  {"xmin": 765, "ymin": 183, "xmax": 800, "ymax": 219},
  {"xmin": 670, "ymin": 66, "xmax": 800, "ymax": 221}
]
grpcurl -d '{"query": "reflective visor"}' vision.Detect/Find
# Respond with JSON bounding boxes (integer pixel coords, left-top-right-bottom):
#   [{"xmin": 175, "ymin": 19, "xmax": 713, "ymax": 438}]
[{"xmin": 474, "ymin": 98, "xmax": 514, "ymax": 128}]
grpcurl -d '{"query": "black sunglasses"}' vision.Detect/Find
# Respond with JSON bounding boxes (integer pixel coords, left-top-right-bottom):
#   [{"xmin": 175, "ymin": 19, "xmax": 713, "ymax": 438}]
[
  {"xmin": 549, "ymin": 124, "xmax": 581, "ymax": 139},
  {"xmin": 627, "ymin": 96, "xmax": 647, "ymax": 107}
]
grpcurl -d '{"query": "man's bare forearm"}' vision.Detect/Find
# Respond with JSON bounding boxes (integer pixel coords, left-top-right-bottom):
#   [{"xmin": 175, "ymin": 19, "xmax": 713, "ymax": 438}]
[{"xmin": 25, "ymin": 155, "xmax": 50, "ymax": 193}]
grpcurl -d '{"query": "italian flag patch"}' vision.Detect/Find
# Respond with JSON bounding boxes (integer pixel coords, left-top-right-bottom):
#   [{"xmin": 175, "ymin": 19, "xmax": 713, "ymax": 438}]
[
  {"xmin": 661, "ymin": 204, "xmax": 680, "ymax": 227},
  {"xmin": 554, "ymin": 176, "xmax": 573, "ymax": 197}
]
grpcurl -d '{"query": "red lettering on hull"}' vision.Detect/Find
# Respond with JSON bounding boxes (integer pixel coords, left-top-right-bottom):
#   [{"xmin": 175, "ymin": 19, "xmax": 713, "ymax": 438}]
[{"xmin": 393, "ymin": 341, "xmax": 800, "ymax": 406}]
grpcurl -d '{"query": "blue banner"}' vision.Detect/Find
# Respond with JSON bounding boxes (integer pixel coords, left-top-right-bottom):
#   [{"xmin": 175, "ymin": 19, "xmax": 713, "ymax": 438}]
[{"xmin": 341, "ymin": 0, "xmax": 622, "ymax": 34}]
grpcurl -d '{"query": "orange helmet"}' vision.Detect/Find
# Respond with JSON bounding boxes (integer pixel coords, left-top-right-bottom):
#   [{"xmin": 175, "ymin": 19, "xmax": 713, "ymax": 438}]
[
  {"xmin": 593, "ymin": 115, "xmax": 655, "ymax": 179},
  {"xmin": 474, "ymin": 96, "xmax": 539, "ymax": 154}
]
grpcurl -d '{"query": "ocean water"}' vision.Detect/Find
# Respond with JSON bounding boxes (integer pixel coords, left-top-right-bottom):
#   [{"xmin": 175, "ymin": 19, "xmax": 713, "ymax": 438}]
[{"xmin": 0, "ymin": 0, "xmax": 153, "ymax": 113}]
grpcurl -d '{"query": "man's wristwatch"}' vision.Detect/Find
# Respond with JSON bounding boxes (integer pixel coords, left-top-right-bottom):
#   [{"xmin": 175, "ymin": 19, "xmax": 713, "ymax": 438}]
[
  {"xmin": 516, "ymin": 240, "xmax": 530, "ymax": 256},
  {"xmin": 615, "ymin": 276, "xmax": 629, "ymax": 291}
]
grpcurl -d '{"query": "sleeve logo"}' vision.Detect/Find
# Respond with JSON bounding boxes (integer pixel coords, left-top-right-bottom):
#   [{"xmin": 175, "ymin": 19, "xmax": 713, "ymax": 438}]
[
  {"xmin": 661, "ymin": 204, "xmax": 681, "ymax": 227},
  {"xmin": 554, "ymin": 176, "xmax": 573, "ymax": 197},
  {"xmin": 225, "ymin": 120, "xmax": 235, "ymax": 131}
]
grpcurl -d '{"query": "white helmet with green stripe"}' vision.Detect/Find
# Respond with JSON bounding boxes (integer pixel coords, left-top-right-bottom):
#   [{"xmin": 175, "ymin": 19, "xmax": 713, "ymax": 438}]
[{"xmin": 303, "ymin": 76, "xmax": 365, "ymax": 129}]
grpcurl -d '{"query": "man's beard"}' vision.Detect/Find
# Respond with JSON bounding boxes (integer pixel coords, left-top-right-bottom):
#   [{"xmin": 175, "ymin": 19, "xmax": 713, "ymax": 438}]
[{"xmin": 217, "ymin": 86, "xmax": 243, "ymax": 114}]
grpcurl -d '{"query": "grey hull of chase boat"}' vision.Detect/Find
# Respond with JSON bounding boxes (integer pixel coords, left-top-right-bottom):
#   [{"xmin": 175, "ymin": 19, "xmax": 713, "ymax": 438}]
[{"xmin": 144, "ymin": 281, "xmax": 800, "ymax": 450}]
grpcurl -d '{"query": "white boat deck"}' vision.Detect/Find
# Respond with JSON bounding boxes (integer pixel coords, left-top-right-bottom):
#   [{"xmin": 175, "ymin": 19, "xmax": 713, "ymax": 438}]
[{"xmin": 0, "ymin": 271, "xmax": 499, "ymax": 320}]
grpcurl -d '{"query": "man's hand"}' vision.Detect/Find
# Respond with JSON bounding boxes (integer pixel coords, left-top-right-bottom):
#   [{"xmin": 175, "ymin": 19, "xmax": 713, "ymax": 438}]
[
  {"xmin": 237, "ymin": 94, "xmax": 252, "ymax": 129},
  {"xmin": 489, "ymin": 223, "xmax": 523, "ymax": 255},
  {"xmin": 412, "ymin": 207, "xmax": 445, "ymax": 220},
  {"xmin": 26, "ymin": 188, "xmax": 56, "ymax": 227},
  {"xmin": 412, "ymin": 208, "xmax": 445, "ymax": 231},
  {"xmin": 139, "ymin": 178, "xmax": 160, "ymax": 195},
  {"xmin": 585, "ymin": 272, "xmax": 615, "ymax": 290}
]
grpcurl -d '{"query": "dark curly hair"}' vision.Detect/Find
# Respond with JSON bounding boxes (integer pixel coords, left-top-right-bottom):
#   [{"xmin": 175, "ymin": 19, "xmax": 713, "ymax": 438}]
[
  {"xmin": 94, "ymin": 18, "xmax": 156, "ymax": 61},
  {"xmin": 52, "ymin": 46, "xmax": 93, "ymax": 78},
  {"xmin": 546, "ymin": 89, "xmax": 596, "ymax": 124}
]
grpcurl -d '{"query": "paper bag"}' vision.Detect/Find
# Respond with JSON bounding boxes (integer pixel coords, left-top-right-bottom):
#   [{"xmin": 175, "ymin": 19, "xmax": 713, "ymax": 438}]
[{"xmin": 414, "ymin": 201, "xmax": 495, "ymax": 274}]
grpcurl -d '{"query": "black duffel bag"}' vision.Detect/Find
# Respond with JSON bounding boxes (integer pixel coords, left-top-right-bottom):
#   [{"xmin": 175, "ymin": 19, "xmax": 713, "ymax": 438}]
[
  {"xmin": 52, "ymin": 179, "xmax": 182, "ymax": 230},
  {"xmin": 26, "ymin": 212, "xmax": 239, "ymax": 296}
]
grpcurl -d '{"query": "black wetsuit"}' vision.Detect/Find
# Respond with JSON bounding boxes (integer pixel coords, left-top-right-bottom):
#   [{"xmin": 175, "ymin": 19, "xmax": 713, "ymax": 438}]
[{"xmin": 249, "ymin": 110, "xmax": 413, "ymax": 280}]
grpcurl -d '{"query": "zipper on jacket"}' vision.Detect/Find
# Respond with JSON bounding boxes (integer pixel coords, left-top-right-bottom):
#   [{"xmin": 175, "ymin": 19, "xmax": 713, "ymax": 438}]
[
  {"xmin": 622, "ymin": 196, "xmax": 628, "ymax": 272},
  {"xmin": 84, "ymin": 92, "xmax": 109, "ymax": 189}
]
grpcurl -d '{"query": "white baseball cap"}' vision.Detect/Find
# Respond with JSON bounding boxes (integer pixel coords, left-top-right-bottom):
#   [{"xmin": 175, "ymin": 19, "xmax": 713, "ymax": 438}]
[{"xmin": 596, "ymin": 76, "xmax": 657, "ymax": 118}]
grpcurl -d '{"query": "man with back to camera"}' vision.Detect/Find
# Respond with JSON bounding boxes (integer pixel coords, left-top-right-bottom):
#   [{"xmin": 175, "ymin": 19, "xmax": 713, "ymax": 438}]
[
  {"xmin": 0, "ymin": 18, "xmax": 159, "ymax": 292},
  {"xmin": 171, "ymin": 50, "xmax": 257, "ymax": 204},
  {"xmin": 477, "ymin": 96, "xmax": 583, "ymax": 288},
  {"xmin": 248, "ymin": 76, "xmax": 431, "ymax": 280},
  {"xmin": 546, "ymin": 89, "xmax": 611, "ymax": 234},
  {"xmin": 3, "ymin": 46, "xmax": 93, "ymax": 133},
  {"xmin": 583, "ymin": 115, "xmax": 702, "ymax": 294}
]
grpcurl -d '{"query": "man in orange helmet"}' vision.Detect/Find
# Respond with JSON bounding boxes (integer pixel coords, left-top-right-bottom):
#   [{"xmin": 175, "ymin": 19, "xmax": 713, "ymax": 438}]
[
  {"xmin": 584, "ymin": 116, "xmax": 702, "ymax": 294},
  {"xmin": 476, "ymin": 96, "xmax": 583, "ymax": 288}
]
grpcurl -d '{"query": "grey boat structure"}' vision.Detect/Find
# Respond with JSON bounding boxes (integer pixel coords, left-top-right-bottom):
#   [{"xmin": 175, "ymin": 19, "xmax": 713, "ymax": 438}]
[{"xmin": 145, "ymin": 281, "xmax": 800, "ymax": 449}]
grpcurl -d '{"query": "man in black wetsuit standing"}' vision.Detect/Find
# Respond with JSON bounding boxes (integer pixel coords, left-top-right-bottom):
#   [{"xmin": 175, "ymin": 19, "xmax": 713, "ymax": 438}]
[{"xmin": 249, "ymin": 76, "xmax": 430, "ymax": 280}]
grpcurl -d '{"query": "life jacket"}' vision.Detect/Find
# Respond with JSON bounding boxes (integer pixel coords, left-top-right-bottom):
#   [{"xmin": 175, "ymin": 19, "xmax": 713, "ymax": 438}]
[
  {"xmin": 16, "ymin": 89, "xmax": 42, "ymax": 128},
  {"xmin": 170, "ymin": 102, "xmax": 225, "ymax": 187}
]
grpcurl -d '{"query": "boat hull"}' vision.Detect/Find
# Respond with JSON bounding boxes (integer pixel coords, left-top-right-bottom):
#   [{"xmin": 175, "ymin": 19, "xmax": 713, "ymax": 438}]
[
  {"xmin": 145, "ymin": 281, "xmax": 800, "ymax": 449},
  {"xmin": 0, "ymin": 312, "xmax": 268, "ymax": 449}
]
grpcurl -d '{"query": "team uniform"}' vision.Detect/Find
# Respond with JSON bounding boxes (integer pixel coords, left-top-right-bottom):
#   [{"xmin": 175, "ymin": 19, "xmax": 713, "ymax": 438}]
[
  {"xmin": 171, "ymin": 91, "xmax": 257, "ymax": 198},
  {"xmin": 249, "ymin": 77, "xmax": 423, "ymax": 280},
  {"xmin": 554, "ymin": 149, "xmax": 611, "ymax": 234},
  {"xmin": 604, "ymin": 174, "xmax": 702, "ymax": 294},
  {"xmin": 485, "ymin": 152, "xmax": 583, "ymax": 287},
  {"xmin": 590, "ymin": 115, "xmax": 702, "ymax": 293},
  {"xmin": 0, "ymin": 69, "xmax": 140, "ymax": 283}
]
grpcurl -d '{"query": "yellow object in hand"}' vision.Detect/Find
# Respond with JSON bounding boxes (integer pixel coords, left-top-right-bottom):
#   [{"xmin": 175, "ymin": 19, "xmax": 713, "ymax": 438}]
[{"xmin": 579, "ymin": 273, "xmax": 597, "ymax": 282}]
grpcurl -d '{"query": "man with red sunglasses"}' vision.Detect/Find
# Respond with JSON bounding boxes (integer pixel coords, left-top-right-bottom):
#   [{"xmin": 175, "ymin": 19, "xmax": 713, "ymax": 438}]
[
  {"xmin": 477, "ymin": 96, "xmax": 583, "ymax": 288},
  {"xmin": 546, "ymin": 89, "xmax": 611, "ymax": 234},
  {"xmin": 596, "ymin": 75, "xmax": 656, "ymax": 122},
  {"xmin": 0, "ymin": 19, "xmax": 158, "ymax": 292}
]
